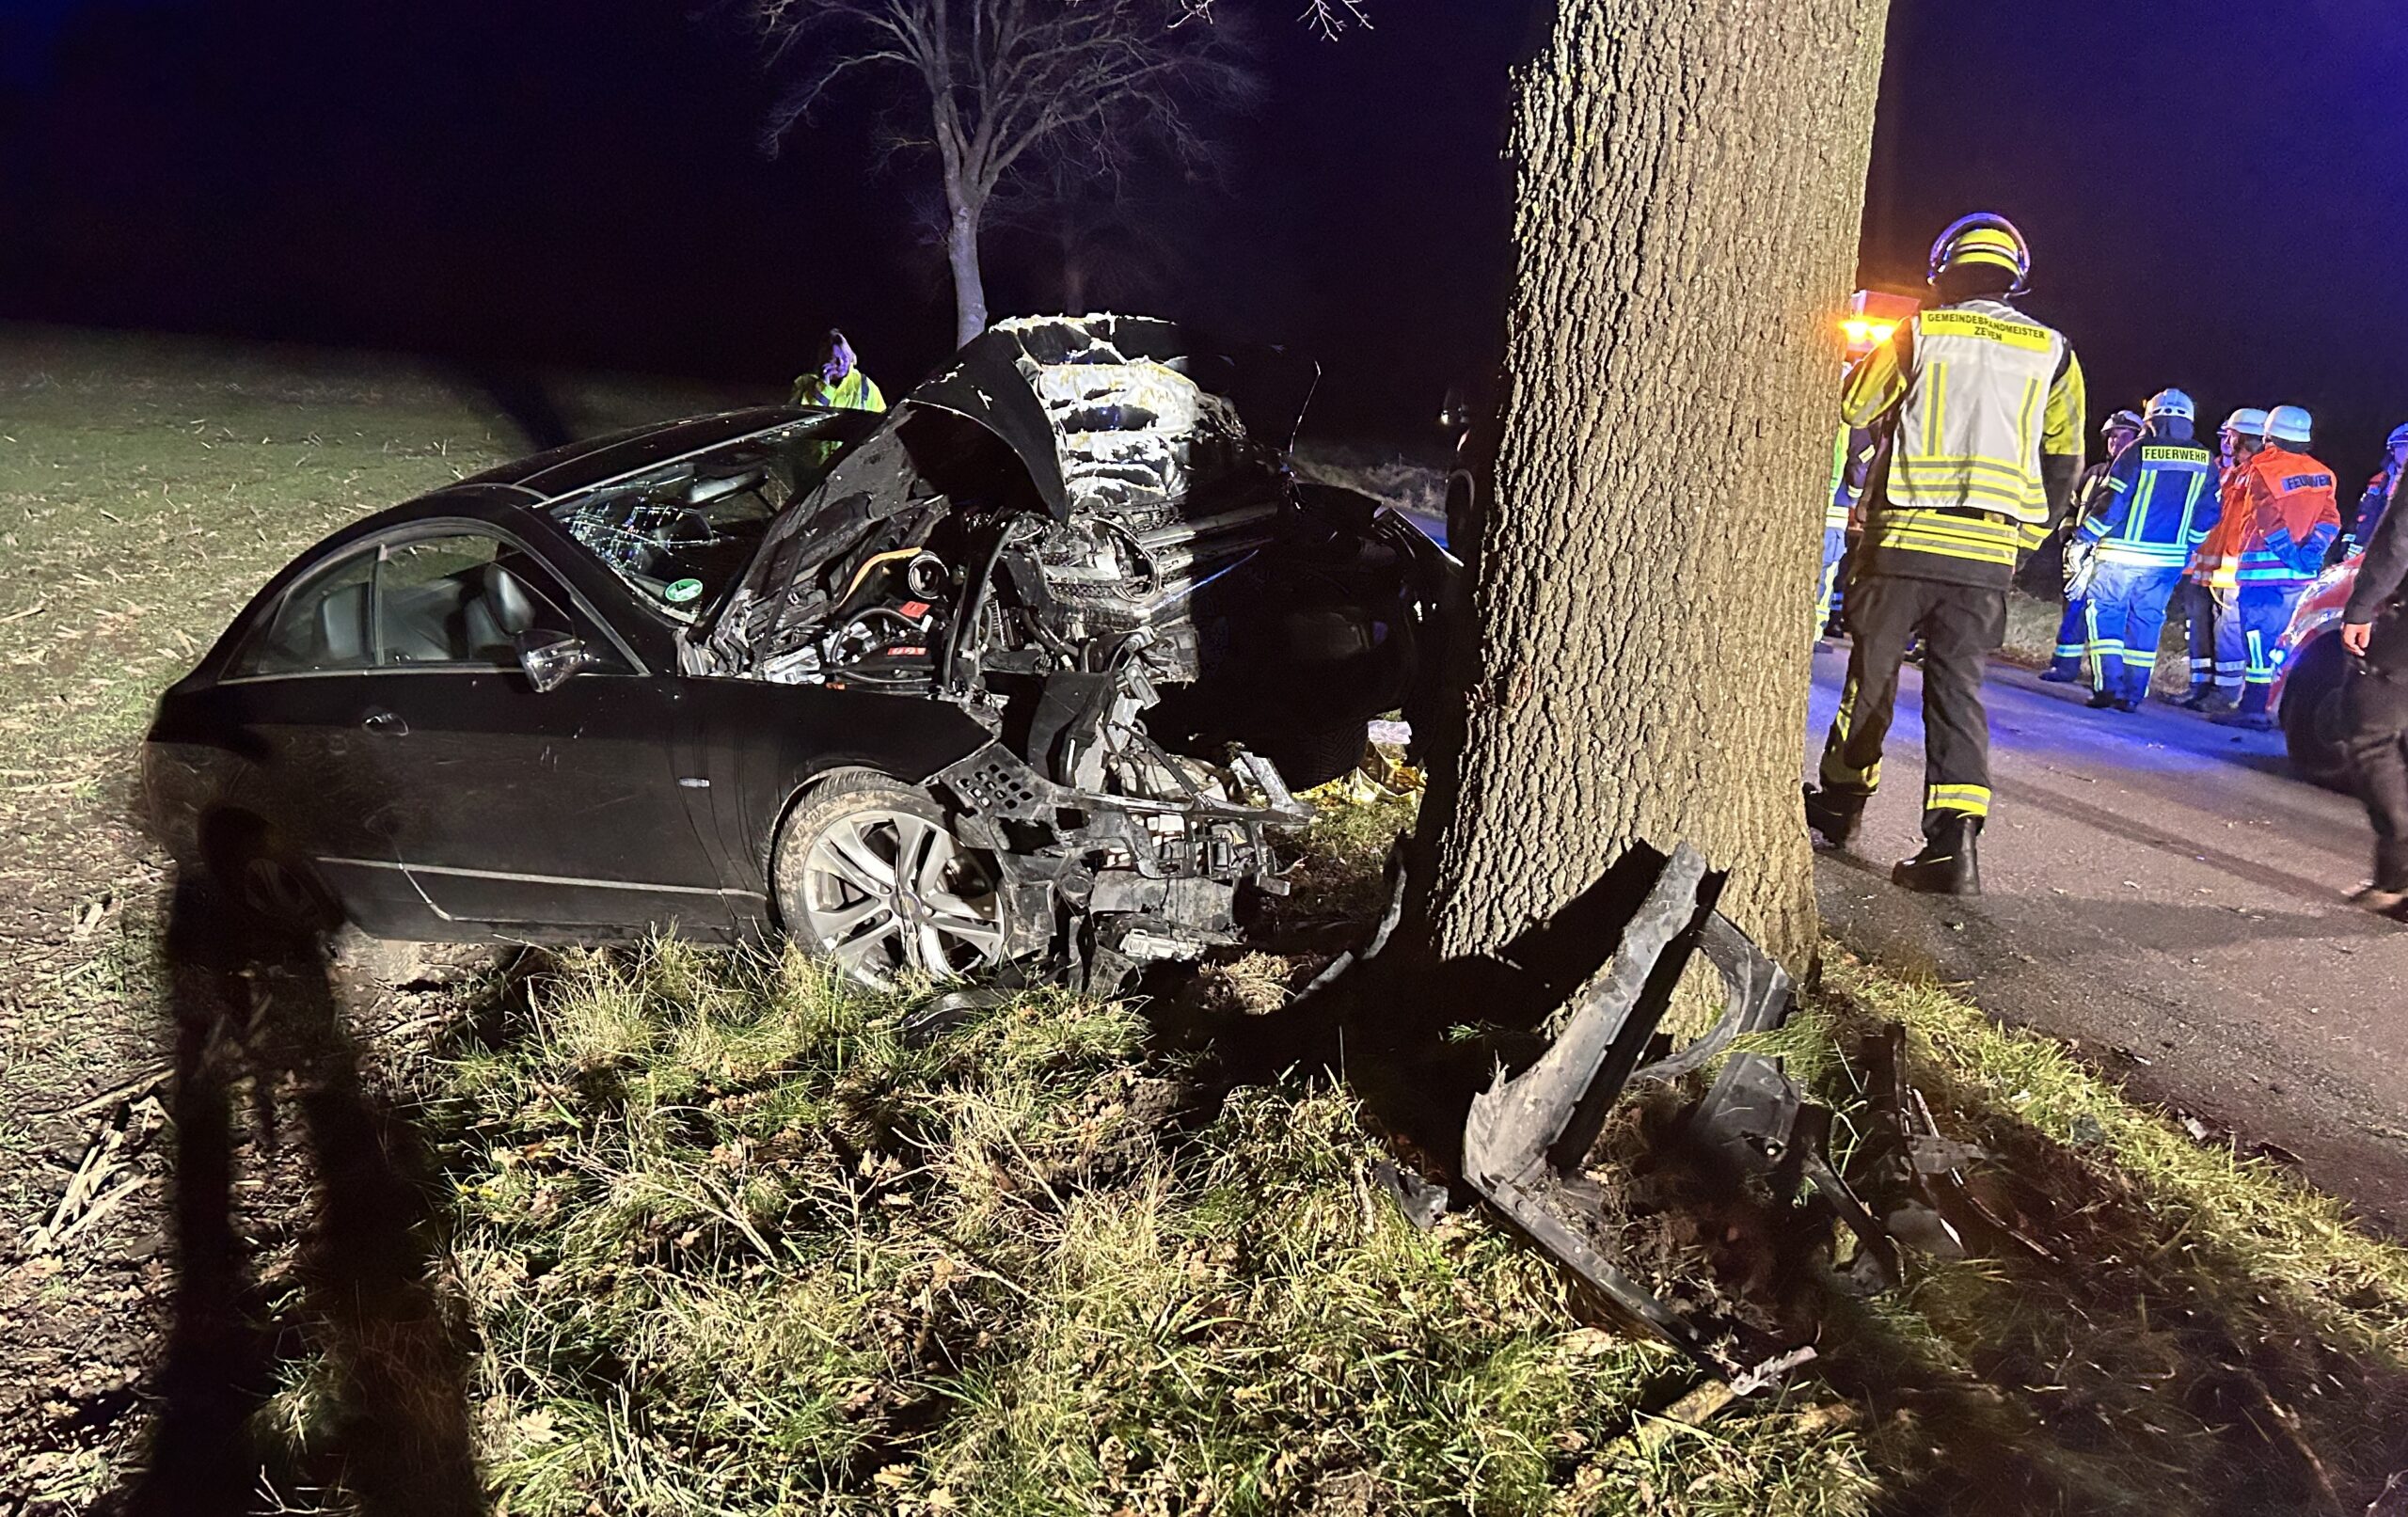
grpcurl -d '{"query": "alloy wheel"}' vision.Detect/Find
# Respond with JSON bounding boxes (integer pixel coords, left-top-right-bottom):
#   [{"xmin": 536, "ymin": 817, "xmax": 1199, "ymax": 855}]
[{"xmin": 796, "ymin": 807, "xmax": 1006, "ymax": 983}]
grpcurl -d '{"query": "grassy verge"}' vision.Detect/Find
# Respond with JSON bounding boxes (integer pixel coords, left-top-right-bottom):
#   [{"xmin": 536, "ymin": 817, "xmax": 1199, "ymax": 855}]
[{"xmin": 222, "ymin": 784, "xmax": 2403, "ymax": 1516}]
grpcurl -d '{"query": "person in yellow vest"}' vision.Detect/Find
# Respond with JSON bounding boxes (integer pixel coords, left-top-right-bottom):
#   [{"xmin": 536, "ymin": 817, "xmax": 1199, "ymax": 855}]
[
  {"xmin": 791, "ymin": 328, "xmax": 887, "ymax": 411},
  {"xmin": 1804, "ymin": 213, "xmax": 2087, "ymax": 895}
]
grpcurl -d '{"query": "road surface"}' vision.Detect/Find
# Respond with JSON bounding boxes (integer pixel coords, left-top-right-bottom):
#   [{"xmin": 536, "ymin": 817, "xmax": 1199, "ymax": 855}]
[{"xmin": 1806, "ymin": 643, "xmax": 2408, "ymax": 1234}]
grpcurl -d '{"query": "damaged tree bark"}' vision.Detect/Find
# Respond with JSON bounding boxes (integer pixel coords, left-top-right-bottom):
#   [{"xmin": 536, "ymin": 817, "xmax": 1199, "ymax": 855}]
[{"xmin": 1418, "ymin": 0, "xmax": 1891, "ymax": 978}]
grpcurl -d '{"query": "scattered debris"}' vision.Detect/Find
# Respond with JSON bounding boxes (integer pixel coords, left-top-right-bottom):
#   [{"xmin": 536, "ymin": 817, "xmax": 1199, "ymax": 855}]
[
  {"xmin": 1461, "ymin": 844, "xmax": 1887, "ymax": 1383},
  {"xmin": 1370, "ymin": 1158, "xmax": 1448, "ymax": 1232},
  {"xmin": 24, "ymin": 1096, "xmax": 165, "ymax": 1255}
]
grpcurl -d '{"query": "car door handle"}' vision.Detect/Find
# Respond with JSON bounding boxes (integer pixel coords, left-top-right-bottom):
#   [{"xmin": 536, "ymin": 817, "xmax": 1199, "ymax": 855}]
[{"xmin": 361, "ymin": 709, "xmax": 409, "ymax": 736}]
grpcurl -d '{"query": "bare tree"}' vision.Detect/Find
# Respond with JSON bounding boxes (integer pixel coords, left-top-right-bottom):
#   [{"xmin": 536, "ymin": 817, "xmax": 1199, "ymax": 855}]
[{"xmin": 749, "ymin": 0, "xmax": 1256, "ymax": 346}]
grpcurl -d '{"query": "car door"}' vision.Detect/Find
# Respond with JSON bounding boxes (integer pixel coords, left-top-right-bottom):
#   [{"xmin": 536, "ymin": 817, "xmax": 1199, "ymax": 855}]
[
  {"xmin": 339, "ymin": 527, "xmax": 737, "ymax": 935},
  {"xmin": 208, "ymin": 540, "xmax": 441, "ymax": 936}
]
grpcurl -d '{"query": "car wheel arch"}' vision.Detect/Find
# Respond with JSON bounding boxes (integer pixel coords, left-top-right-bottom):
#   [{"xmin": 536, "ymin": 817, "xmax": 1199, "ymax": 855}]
[{"xmin": 760, "ymin": 764, "xmax": 923, "ymax": 930}]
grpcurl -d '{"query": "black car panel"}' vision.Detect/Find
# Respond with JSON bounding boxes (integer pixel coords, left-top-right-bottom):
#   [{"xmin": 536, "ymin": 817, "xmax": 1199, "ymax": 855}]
[{"xmin": 145, "ymin": 317, "xmax": 1453, "ymax": 983}]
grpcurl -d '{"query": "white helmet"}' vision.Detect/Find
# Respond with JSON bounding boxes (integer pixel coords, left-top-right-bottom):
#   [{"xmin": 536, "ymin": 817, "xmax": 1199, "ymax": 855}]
[
  {"xmin": 2265, "ymin": 405, "xmax": 2313, "ymax": 446},
  {"xmin": 2145, "ymin": 387, "xmax": 2195, "ymax": 421},
  {"xmin": 2221, "ymin": 407, "xmax": 2270, "ymax": 439}
]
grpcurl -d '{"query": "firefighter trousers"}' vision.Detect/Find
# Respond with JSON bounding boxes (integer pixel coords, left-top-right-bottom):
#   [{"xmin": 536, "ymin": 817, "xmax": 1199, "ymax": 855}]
[
  {"xmin": 2048, "ymin": 596, "xmax": 2089, "ymax": 678},
  {"xmin": 2178, "ymin": 578, "xmax": 2220, "ymax": 695},
  {"xmin": 1818, "ymin": 574, "xmax": 2005, "ymax": 838},
  {"xmin": 2083, "ymin": 561, "xmax": 2182, "ymax": 704},
  {"xmin": 2343, "ymin": 664, "xmax": 2408, "ymax": 892},
  {"xmin": 2214, "ymin": 585, "xmax": 2305, "ymax": 716}
]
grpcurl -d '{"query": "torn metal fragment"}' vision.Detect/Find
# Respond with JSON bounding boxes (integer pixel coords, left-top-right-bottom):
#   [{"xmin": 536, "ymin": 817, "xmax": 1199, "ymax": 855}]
[{"xmin": 1463, "ymin": 843, "xmax": 1872, "ymax": 1385}]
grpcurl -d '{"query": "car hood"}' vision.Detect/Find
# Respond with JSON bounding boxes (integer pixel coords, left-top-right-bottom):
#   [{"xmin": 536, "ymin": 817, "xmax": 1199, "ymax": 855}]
[{"xmin": 900, "ymin": 314, "xmax": 1321, "ymax": 523}]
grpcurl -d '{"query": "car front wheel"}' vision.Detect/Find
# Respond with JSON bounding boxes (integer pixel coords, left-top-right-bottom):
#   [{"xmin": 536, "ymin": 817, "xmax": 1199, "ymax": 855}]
[
  {"xmin": 2280, "ymin": 637, "xmax": 2353, "ymax": 789},
  {"xmin": 772, "ymin": 771, "xmax": 1009, "ymax": 984}
]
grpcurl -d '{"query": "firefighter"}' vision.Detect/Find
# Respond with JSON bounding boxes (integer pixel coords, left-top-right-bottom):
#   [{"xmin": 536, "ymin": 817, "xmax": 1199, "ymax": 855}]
[
  {"xmin": 791, "ymin": 328, "xmax": 887, "ymax": 412},
  {"xmin": 2070, "ymin": 389, "xmax": 2216, "ymax": 710},
  {"xmin": 2342, "ymin": 422, "xmax": 2408, "ymax": 561},
  {"xmin": 2042, "ymin": 408, "xmax": 2144, "ymax": 683},
  {"xmin": 2201, "ymin": 404, "xmax": 2340, "ymax": 728},
  {"xmin": 2339, "ymin": 471, "xmax": 2408, "ymax": 919},
  {"xmin": 1820, "ymin": 420, "xmax": 1877, "ymax": 640},
  {"xmin": 1804, "ymin": 213, "xmax": 2086, "ymax": 895},
  {"xmin": 2177, "ymin": 408, "xmax": 2268, "ymax": 709}
]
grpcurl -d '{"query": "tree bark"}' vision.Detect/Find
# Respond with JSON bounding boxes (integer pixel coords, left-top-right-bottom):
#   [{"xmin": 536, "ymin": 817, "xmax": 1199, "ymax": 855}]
[
  {"xmin": 1419, "ymin": 0, "xmax": 1890, "ymax": 978},
  {"xmin": 945, "ymin": 197, "xmax": 990, "ymax": 347}
]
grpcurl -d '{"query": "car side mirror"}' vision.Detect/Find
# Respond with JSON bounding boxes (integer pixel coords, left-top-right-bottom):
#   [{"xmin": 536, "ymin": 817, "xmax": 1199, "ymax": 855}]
[{"xmin": 516, "ymin": 630, "xmax": 594, "ymax": 693}]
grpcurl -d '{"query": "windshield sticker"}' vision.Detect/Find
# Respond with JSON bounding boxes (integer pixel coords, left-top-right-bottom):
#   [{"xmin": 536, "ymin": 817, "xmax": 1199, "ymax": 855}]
[{"xmin": 665, "ymin": 577, "xmax": 704, "ymax": 604}]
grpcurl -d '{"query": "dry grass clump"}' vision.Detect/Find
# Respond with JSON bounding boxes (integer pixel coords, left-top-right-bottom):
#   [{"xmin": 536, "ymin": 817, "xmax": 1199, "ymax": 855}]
[{"xmin": 434, "ymin": 940, "xmax": 1878, "ymax": 1515}]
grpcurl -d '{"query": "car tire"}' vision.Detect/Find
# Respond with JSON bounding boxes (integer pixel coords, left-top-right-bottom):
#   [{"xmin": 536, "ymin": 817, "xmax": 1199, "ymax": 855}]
[
  {"xmin": 1262, "ymin": 719, "xmax": 1371, "ymax": 791},
  {"xmin": 200, "ymin": 812, "xmax": 341, "ymax": 934},
  {"xmin": 771, "ymin": 771, "xmax": 1009, "ymax": 985},
  {"xmin": 2280, "ymin": 637, "xmax": 2353, "ymax": 789}
]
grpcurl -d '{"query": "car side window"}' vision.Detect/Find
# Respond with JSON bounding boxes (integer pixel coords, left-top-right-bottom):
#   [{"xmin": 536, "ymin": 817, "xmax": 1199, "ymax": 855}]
[
  {"xmin": 235, "ymin": 548, "xmax": 379, "ymax": 676},
  {"xmin": 229, "ymin": 529, "xmax": 626, "ymax": 678},
  {"xmin": 375, "ymin": 532, "xmax": 593, "ymax": 669}
]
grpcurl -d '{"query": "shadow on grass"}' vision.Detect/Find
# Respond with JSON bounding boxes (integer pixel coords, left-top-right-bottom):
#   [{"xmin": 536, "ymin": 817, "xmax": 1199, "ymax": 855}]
[
  {"xmin": 1812, "ymin": 1086, "xmax": 2408, "ymax": 1512},
  {"xmin": 104, "ymin": 883, "xmax": 481, "ymax": 1517}
]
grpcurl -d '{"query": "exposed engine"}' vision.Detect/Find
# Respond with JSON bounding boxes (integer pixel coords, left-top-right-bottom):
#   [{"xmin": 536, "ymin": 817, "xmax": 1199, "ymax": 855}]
[{"xmin": 639, "ymin": 315, "xmax": 1442, "ymax": 986}]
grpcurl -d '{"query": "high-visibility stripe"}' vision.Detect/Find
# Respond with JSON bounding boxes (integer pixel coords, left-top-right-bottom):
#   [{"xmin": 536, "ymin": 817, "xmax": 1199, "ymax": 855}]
[
  {"xmin": 1926, "ymin": 783, "xmax": 1992, "ymax": 817},
  {"xmin": 2095, "ymin": 544, "xmax": 2192, "ymax": 566}
]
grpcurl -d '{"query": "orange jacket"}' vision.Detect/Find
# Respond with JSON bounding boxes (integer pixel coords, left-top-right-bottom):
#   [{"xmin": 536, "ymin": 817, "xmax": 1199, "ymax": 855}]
[{"xmin": 2197, "ymin": 447, "xmax": 2341, "ymax": 588}]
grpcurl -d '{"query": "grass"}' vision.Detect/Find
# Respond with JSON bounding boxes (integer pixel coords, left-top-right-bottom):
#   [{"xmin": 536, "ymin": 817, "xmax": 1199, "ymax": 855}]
[
  {"xmin": 419, "ymin": 940, "xmax": 1881, "ymax": 1516},
  {"xmin": 230, "ymin": 783, "xmax": 2394, "ymax": 1516}
]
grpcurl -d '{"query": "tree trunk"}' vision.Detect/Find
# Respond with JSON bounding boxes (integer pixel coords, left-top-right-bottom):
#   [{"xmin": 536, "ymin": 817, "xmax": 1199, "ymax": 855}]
[
  {"xmin": 1419, "ymin": 0, "xmax": 1890, "ymax": 978},
  {"xmin": 946, "ymin": 196, "xmax": 990, "ymax": 347}
]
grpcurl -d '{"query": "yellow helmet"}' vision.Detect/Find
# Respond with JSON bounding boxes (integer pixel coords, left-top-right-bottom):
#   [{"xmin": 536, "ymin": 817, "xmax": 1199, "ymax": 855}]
[{"xmin": 1927, "ymin": 213, "xmax": 2032, "ymax": 295}]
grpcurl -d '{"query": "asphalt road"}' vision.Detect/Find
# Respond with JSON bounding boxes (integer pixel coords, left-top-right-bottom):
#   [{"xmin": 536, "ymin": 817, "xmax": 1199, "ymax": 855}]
[{"xmin": 1805, "ymin": 643, "xmax": 2408, "ymax": 1234}]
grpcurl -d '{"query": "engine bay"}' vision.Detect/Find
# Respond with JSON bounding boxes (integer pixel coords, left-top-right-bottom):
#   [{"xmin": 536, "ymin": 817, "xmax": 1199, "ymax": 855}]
[{"xmin": 549, "ymin": 316, "xmax": 1446, "ymax": 987}]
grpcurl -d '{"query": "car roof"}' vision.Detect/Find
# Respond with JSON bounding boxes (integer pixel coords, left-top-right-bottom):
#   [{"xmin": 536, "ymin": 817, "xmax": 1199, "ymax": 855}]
[{"xmin": 452, "ymin": 406, "xmax": 823, "ymax": 500}]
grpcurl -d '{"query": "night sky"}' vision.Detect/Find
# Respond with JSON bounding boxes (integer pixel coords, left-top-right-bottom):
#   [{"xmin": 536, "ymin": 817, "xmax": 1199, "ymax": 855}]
[{"xmin": 3, "ymin": 0, "xmax": 2404, "ymax": 467}]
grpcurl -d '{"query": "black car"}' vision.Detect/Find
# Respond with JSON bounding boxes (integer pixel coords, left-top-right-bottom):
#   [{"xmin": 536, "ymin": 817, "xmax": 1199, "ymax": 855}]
[{"xmin": 144, "ymin": 316, "xmax": 1450, "ymax": 986}]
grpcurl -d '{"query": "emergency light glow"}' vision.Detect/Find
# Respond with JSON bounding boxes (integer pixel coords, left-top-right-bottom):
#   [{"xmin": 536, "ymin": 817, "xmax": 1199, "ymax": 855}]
[{"xmin": 1842, "ymin": 318, "xmax": 1897, "ymax": 348}]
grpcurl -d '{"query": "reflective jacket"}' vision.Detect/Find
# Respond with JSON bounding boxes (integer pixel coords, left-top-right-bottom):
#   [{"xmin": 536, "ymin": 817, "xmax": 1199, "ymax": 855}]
[
  {"xmin": 792, "ymin": 368, "xmax": 887, "ymax": 412},
  {"xmin": 1828, "ymin": 424, "xmax": 1877, "ymax": 529},
  {"xmin": 2197, "ymin": 446, "xmax": 2341, "ymax": 589},
  {"xmin": 2076, "ymin": 423, "xmax": 2217, "ymax": 569},
  {"xmin": 1842, "ymin": 297, "xmax": 2087, "ymax": 587}
]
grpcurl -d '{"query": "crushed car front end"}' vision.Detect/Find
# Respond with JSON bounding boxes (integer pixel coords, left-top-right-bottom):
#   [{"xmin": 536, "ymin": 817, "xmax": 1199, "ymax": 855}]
[{"xmin": 668, "ymin": 315, "xmax": 1450, "ymax": 986}]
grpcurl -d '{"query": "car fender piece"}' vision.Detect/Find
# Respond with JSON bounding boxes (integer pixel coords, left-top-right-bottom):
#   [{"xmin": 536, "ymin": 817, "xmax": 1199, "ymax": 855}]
[{"xmin": 1461, "ymin": 843, "xmax": 1884, "ymax": 1383}]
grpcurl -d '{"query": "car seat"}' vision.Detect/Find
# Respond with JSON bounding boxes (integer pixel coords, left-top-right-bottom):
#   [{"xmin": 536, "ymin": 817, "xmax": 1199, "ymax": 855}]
[{"xmin": 463, "ymin": 563, "xmax": 541, "ymax": 659}]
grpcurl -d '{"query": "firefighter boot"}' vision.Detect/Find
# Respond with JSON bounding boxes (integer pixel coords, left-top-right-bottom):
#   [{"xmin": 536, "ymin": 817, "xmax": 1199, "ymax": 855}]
[
  {"xmin": 1893, "ymin": 814, "xmax": 1982, "ymax": 896},
  {"xmin": 1802, "ymin": 785, "xmax": 1863, "ymax": 849}
]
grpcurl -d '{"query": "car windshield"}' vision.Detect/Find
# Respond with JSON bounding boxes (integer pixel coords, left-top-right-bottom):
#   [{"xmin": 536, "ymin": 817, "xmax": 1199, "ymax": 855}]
[{"xmin": 550, "ymin": 412, "xmax": 881, "ymax": 621}]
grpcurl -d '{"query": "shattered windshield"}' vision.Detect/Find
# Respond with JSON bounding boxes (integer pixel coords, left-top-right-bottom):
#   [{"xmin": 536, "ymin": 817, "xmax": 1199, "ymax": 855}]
[{"xmin": 551, "ymin": 412, "xmax": 881, "ymax": 621}]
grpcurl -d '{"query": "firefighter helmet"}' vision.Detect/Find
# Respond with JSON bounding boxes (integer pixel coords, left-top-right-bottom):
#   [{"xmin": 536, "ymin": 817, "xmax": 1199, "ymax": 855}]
[
  {"xmin": 2386, "ymin": 422, "xmax": 2408, "ymax": 450},
  {"xmin": 1927, "ymin": 213, "xmax": 2032, "ymax": 295},
  {"xmin": 2102, "ymin": 408, "xmax": 2144, "ymax": 440},
  {"xmin": 2265, "ymin": 405, "xmax": 2313, "ymax": 446},
  {"xmin": 2145, "ymin": 387, "xmax": 2195, "ymax": 422},
  {"xmin": 2220, "ymin": 407, "xmax": 2269, "ymax": 439}
]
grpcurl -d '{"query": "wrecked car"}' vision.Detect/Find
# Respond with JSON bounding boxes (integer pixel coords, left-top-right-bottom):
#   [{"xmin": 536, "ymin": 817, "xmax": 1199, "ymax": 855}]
[{"xmin": 142, "ymin": 316, "xmax": 1450, "ymax": 986}]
